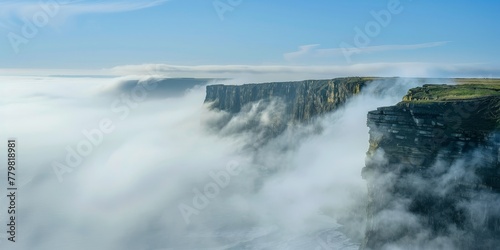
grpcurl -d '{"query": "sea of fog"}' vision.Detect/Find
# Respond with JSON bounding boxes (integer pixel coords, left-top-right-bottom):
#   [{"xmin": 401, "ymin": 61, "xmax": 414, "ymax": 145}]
[{"xmin": 0, "ymin": 75, "xmax": 430, "ymax": 250}]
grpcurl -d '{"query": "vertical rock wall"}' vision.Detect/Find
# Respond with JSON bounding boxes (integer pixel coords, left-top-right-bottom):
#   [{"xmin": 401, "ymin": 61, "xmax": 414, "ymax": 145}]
[{"xmin": 362, "ymin": 93, "xmax": 500, "ymax": 249}]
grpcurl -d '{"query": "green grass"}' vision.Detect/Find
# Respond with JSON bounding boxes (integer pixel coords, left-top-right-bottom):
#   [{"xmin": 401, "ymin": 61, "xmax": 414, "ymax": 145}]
[
  {"xmin": 454, "ymin": 78, "xmax": 500, "ymax": 85},
  {"xmin": 403, "ymin": 82, "xmax": 500, "ymax": 102}
]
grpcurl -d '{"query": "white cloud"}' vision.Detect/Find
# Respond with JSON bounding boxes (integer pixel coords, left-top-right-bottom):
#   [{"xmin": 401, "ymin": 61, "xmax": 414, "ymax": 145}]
[
  {"xmin": 0, "ymin": 0, "xmax": 169, "ymax": 27},
  {"xmin": 283, "ymin": 44, "xmax": 320, "ymax": 61},
  {"xmin": 59, "ymin": 0, "xmax": 168, "ymax": 14},
  {"xmin": 1, "ymin": 73, "xmax": 498, "ymax": 249},
  {"xmin": 284, "ymin": 42, "xmax": 450, "ymax": 61},
  {"xmin": 0, "ymin": 75, "xmax": 423, "ymax": 249}
]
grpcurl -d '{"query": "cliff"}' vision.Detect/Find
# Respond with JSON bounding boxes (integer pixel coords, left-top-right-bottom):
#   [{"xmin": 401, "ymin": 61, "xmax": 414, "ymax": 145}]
[
  {"xmin": 203, "ymin": 78, "xmax": 500, "ymax": 248},
  {"xmin": 204, "ymin": 77, "xmax": 372, "ymax": 122},
  {"xmin": 362, "ymin": 84, "xmax": 500, "ymax": 249}
]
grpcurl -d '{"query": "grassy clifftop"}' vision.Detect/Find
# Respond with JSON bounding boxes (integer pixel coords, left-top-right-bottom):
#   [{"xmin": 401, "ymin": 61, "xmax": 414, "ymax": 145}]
[{"xmin": 403, "ymin": 79, "xmax": 500, "ymax": 102}]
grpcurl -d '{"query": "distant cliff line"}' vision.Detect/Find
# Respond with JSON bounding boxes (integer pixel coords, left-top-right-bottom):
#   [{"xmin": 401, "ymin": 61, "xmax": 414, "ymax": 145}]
[{"xmin": 204, "ymin": 77, "xmax": 375, "ymax": 123}]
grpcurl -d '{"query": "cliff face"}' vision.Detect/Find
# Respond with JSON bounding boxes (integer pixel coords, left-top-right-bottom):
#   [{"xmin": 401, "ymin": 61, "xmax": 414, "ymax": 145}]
[
  {"xmin": 204, "ymin": 77, "xmax": 370, "ymax": 123},
  {"xmin": 362, "ymin": 85, "xmax": 500, "ymax": 249}
]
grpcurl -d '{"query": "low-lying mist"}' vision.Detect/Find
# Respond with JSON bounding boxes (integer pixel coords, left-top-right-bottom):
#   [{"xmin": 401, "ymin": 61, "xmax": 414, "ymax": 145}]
[
  {"xmin": 365, "ymin": 135, "xmax": 500, "ymax": 250},
  {"xmin": 1, "ymin": 75, "xmax": 432, "ymax": 249}
]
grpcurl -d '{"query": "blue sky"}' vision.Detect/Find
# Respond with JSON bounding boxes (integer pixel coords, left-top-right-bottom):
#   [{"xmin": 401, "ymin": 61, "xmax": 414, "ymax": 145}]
[{"xmin": 1, "ymin": 0, "xmax": 499, "ymax": 77}]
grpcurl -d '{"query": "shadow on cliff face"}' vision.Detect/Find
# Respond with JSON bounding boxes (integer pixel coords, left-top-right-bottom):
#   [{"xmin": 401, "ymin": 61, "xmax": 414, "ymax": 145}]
[{"xmin": 1, "ymin": 75, "xmax": 430, "ymax": 250}]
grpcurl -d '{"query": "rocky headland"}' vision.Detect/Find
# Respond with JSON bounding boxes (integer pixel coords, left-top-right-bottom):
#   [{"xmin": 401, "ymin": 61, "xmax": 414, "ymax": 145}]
[{"xmin": 362, "ymin": 83, "xmax": 500, "ymax": 249}]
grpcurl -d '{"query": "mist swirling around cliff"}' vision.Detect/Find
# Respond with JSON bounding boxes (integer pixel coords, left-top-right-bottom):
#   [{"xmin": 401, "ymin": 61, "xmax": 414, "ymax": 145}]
[{"xmin": 1, "ymin": 75, "xmax": 444, "ymax": 250}]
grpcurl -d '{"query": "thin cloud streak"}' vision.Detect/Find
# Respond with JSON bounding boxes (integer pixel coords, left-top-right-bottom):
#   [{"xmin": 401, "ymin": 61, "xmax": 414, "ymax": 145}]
[
  {"xmin": 58, "ymin": 0, "xmax": 169, "ymax": 14},
  {"xmin": 284, "ymin": 42, "xmax": 451, "ymax": 61},
  {"xmin": 109, "ymin": 62, "xmax": 500, "ymax": 79},
  {"xmin": 0, "ymin": 0, "xmax": 169, "ymax": 24},
  {"xmin": 0, "ymin": 62, "xmax": 498, "ymax": 83}
]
